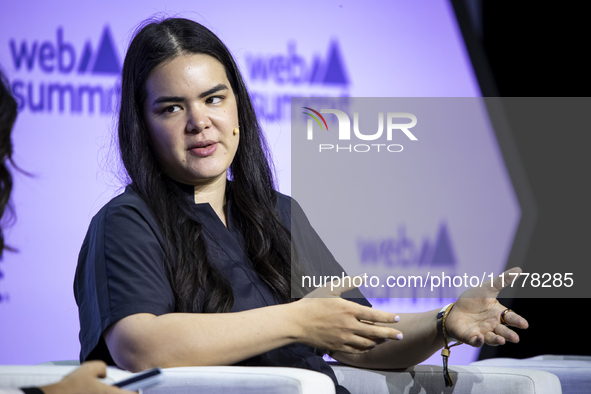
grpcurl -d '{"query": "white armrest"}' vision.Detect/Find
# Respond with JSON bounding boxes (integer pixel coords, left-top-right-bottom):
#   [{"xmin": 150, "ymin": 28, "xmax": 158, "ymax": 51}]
[
  {"xmin": 144, "ymin": 366, "xmax": 335, "ymax": 394},
  {"xmin": 472, "ymin": 355, "xmax": 591, "ymax": 394},
  {"xmin": 0, "ymin": 365, "xmax": 335, "ymax": 394},
  {"xmin": 5, "ymin": 362, "xmax": 559, "ymax": 394},
  {"xmin": 330, "ymin": 363, "xmax": 562, "ymax": 394},
  {"xmin": 0, "ymin": 365, "xmax": 131, "ymax": 389}
]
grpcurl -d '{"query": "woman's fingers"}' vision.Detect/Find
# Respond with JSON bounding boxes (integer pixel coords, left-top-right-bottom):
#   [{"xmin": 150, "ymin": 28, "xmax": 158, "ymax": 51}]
[
  {"xmin": 354, "ymin": 321, "xmax": 402, "ymax": 341},
  {"xmin": 348, "ymin": 335, "xmax": 381, "ymax": 349},
  {"xmin": 353, "ymin": 304, "xmax": 398, "ymax": 325},
  {"xmin": 468, "ymin": 334, "xmax": 485, "ymax": 347},
  {"xmin": 338, "ymin": 332, "xmax": 400, "ymax": 353},
  {"xmin": 299, "ymin": 286, "xmax": 404, "ymax": 352},
  {"xmin": 474, "ymin": 324, "xmax": 520, "ymax": 347},
  {"xmin": 484, "ymin": 331, "xmax": 505, "ymax": 346},
  {"xmin": 494, "ymin": 323, "xmax": 520, "ymax": 344},
  {"xmin": 500, "ymin": 310, "xmax": 529, "ymax": 329}
]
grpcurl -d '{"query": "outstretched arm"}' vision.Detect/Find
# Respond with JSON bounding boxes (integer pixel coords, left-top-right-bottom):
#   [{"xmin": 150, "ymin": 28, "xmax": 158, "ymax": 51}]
[
  {"xmin": 332, "ymin": 267, "xmax": 529, "ymax": 369},
  {"xmin": 105, "ymin": 280, "xmax": 401, "ymax": 372}
]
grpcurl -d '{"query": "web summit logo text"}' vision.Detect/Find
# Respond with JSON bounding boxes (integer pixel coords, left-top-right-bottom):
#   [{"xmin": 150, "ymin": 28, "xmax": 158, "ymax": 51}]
[
  {"xmin": 246, "ymin": 41, "xmax": 349, "ymax": 122},
  {"xmin": 303, "ymin": 107, "xmax": 418, "ymax": 153},
  {"xmin": 9, "ymin": 26, "xmax": 120, "ymax": 115},
  {"xmin": 357, "ymin": 223, "xmax": 458, "ymax": 299}
]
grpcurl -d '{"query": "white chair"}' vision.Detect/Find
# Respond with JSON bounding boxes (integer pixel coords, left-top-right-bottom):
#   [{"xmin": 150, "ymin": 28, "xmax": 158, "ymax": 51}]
[
  {"xmin": 0, "ymin": 360, "xmax": 563, "ymax": 394},
  {"xmin": 471, "ymin": 355, "xmax": 591, "ymax": 394}
]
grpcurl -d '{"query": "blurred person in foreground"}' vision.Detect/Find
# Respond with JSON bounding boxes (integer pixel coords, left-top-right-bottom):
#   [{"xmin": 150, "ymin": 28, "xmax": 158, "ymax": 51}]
[{"xmin": 0, "ymin": 70, "xmax": 128, "ymax": 394}]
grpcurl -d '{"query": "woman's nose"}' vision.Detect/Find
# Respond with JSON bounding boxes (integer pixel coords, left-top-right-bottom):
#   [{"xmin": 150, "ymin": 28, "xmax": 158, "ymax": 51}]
[{"xmin": 186, "ymin": 108, "xmax": 212, "ymax": 133}]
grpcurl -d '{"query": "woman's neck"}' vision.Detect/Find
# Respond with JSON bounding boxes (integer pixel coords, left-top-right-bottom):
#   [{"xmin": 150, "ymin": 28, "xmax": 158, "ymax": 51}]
[{"xmin": 193, "ymin": 176, "xmax": 228, "ymax": 227}]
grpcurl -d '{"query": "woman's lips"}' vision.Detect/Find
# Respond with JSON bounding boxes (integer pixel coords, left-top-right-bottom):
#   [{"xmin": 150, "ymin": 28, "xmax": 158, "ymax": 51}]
[{"xmin": 189, "ymin": 142, "xmax": 218, "ymax": 157}]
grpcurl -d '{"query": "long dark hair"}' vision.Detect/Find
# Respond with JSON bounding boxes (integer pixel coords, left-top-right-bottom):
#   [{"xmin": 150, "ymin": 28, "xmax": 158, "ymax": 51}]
[
  {"xmin": 0, "ymin": 70, "xmax": 18, "ymax": 257},
  {"xmin": 118, "ymin": 18, "xmax": 292, "ymax": 313}
]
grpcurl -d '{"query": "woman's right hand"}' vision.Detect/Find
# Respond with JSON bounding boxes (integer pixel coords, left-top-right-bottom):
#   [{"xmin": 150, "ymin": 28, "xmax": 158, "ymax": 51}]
[
  {"xmin": 291, "ymin": 276, "xmax": 402, "ymax": 353},
  {"xmin": 102, "ymin": 277, "xmax": 400, "ymax": 371}
]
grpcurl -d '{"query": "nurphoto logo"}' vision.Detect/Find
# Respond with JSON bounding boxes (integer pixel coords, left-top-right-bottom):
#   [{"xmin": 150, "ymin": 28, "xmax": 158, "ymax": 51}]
[{"xmin": 302, "ymin": 107, "xmax": 418, "ymax": 153}]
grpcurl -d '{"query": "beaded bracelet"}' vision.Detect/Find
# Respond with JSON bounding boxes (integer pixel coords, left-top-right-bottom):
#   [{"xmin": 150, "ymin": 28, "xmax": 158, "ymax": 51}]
[{"xmin": 437, "ymin": 302, "xmax": 463, "ymax": 387}]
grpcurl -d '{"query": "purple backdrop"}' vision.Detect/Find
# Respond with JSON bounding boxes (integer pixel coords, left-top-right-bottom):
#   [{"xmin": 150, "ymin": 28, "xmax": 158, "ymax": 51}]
[{"xmin": 0, "ymin": 0, "xmax": 516, "ymax": 367}]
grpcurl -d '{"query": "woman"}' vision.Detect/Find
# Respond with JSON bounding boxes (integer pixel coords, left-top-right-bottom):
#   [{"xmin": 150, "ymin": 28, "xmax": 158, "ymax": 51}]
[{"xmin": 74, "ymin": 18, "xmax": 528, "ymax": 393}]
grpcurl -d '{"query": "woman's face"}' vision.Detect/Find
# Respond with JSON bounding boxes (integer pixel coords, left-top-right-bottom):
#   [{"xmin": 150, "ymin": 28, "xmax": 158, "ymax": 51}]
[{"xmin": 144, "ymin": 53, "xmax": 240, "ymax": 186}]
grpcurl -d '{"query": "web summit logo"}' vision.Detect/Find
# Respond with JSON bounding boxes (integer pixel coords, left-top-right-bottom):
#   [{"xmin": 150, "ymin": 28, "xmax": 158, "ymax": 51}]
[
  {"xmin": 357, "ymin": 223, "xmax": 458, "ymax": 299},
  {"xmin": 303, "ymin": 107, "xmax": 418, "ymax": 153},
  {"xmin": 247, "ymin": 41, "xmax": 348, "ymax": 86},
  {"xmin": 9, "ymin": 26, "xmax": 120, "ymax": 115},
  {"xmin": 357, "ymin": 224, "xmax": 456, "ymax": 269},
  {"xmin": 246, "ymin": 41, "xmax": 349, "ymax": 122}
]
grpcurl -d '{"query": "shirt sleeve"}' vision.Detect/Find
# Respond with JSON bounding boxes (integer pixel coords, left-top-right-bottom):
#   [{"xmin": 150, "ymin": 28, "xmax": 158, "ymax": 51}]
[
  {"xmin": 278, "ymin": 194, "xmax": 371, "ymax": 307},
  {"xmin": 74, "ymin": 189, "xmax": 175, "ymax": 362}
]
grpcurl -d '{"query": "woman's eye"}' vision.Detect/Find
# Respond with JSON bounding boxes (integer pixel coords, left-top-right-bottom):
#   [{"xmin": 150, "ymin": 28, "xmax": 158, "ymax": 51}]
[
  {"xmin": 163, "ymin": 105, "xmax": 181, "ymax": 113},
  {"xmin": 207, "ymin": 96, "xmax": 223, "ymax": 104}
]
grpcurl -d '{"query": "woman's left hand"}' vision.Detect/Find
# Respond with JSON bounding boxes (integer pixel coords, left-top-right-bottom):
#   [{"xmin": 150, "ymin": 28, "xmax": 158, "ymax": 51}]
[{"xmin": 445, "ymin": 267, "xmax": 529, "ymax": 347}]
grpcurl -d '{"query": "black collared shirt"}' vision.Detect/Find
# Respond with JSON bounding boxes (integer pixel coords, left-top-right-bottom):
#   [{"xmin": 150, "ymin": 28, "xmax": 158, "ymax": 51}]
[{"xmin": 74, "ymin": 184, "xmax": 370, "ymax": 393}]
